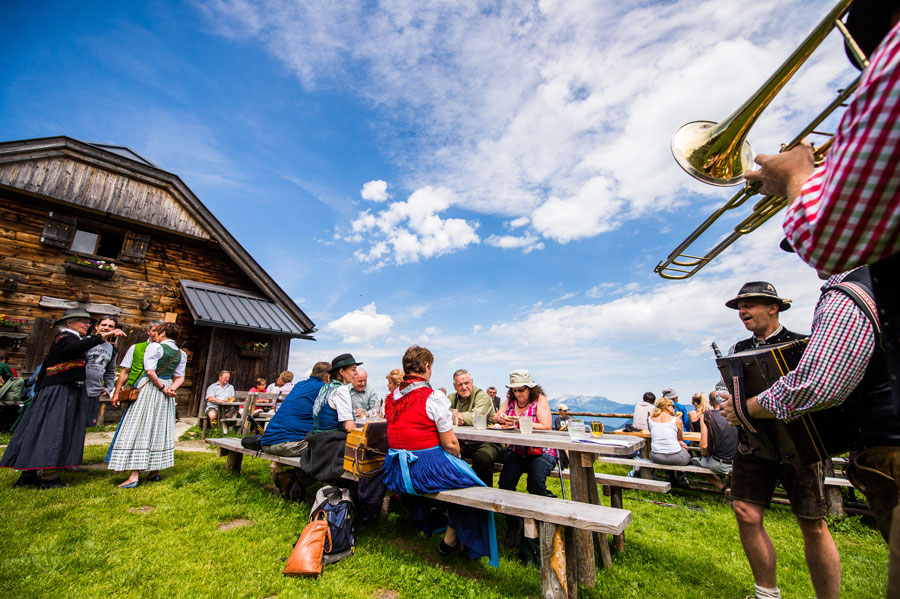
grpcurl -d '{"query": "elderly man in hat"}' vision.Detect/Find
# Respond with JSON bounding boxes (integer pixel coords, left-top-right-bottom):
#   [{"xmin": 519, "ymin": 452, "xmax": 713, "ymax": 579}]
[
  {"xmin": 720, "ymin": 282, "xmax": 841, "ymax": 599},
  {"xmin": 312, "ymin": 353, "xmax": 361, "ymax": 433},
  {"xmin": 726, "ymin": 281, "xmax": 805, "ymax": 354}
]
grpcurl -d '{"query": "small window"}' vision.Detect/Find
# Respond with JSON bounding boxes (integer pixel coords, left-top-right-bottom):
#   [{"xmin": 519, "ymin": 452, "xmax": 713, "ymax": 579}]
[
  {"xmin": 71, "ymin": 230, "xmax": 99, "ymax": 254},
  {"xmin": 71, "ymin": 229, "xmax": 124, "ymax": 259}
]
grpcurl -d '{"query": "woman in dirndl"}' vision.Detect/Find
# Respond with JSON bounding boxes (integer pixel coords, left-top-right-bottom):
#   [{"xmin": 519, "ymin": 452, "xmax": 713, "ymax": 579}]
[
  {"xmin": 382, "ymin": 345, "xmax": 498, "ymax": 566},
  {"xmin": 0, "ymin": 308, "xmax": 125, "ymax": 488},
  {"xmin": 107, "ymin": 322, "xmax": 186, "ymax": 488}
]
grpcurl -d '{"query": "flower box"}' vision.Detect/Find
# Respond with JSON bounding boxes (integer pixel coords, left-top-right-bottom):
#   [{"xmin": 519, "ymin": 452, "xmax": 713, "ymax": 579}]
[
  {"xmin": 64, "ymin": 261, "xmax": 116, "ymax": 279},
  {"xmin": 239, "ymin": 349, "xmax": 267, "ymax": 359}
]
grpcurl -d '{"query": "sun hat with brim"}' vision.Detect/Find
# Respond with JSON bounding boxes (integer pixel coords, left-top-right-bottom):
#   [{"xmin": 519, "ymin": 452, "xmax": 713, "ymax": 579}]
[
  {"xmin": 661, "ymin": 388, "xmax": 679, "ymax": 400},
  {"xmin": 725, "ymin": 281, "xmax": 792, "ymax": 311},
  {"xmin": 53, "ymin": 308, "xmax": 93, "ymax": 328},
  {"xmin": 506, "ymin": 369, "xmax": 536, "ymax": 388},
  {"xmin": 557, "ymin": 403, "xmax": 569, "ymax": 411},
  {"xmin": 331, "ymin": 353, "xmax": 362, "ymax": 370}
]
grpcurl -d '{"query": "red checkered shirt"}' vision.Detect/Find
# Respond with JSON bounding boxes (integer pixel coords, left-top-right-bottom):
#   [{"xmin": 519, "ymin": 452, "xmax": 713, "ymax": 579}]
[
  {"xmin": 783, "ymin": 21, "xmax": 900, "ymax": 274},
  {"xmin": 756, "ymin": 271, "xmax": 875, "ymax": 420}
]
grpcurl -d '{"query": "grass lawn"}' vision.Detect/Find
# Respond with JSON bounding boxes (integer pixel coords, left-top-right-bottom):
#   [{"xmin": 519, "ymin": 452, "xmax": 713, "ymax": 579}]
[{"xmin": 0, "ymin": 445, "xmax": 888, "ymax": 599}]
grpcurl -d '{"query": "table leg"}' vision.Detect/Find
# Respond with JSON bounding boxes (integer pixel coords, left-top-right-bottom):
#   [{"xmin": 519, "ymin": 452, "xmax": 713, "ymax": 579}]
[
  {"xmin": 609, "ymin": 486, "xmax": 625, "ymax": 553},
  {"xmin": 567, "ymin": 450, "xmax": 597, "ymax": 588},
  {"xmin": 585, "ymin": 459, "xmax": 612, "ymax": 568}
]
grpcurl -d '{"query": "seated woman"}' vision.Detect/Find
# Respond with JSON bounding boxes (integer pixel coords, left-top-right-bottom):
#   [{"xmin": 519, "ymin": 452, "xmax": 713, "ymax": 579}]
[
  {"xmin": 648, "ymin": 397, "xmax": 692, "ymax": 466},
  {"xmin": 494, "ymin": 369, "xmax": 555, "ymax": 548},
  {"xmin": 688, "ymin": 392, "xmax": 709, "ymax": 433},
  {"xmin": 382, "ymin": 345, "xmax": 498, "ymax": 566}
]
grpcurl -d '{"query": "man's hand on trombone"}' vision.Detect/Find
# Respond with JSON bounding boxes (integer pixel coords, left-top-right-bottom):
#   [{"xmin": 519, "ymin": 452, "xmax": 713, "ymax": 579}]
[{"xmin": 743, "ymin": 141, "xmax": 816, "ymax": 200}]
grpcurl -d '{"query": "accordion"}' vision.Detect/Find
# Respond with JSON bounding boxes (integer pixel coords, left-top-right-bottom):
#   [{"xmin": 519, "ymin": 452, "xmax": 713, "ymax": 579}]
[{"xmin": 716, "ymin": 339, "xmax": 857, "ymax": 465}]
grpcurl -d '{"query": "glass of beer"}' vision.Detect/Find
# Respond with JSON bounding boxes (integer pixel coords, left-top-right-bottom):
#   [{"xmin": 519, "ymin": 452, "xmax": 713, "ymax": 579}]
[{"xmin": 591, "ymin": 420, "xmax": 604, "ymax": 437}]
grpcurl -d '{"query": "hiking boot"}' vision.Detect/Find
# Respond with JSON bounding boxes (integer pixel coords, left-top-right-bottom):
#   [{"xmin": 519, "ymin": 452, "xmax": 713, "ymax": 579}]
[
  {"xmin": 438, "ymin": 539, "xmax": 460, "ymax": 556},
  {"xmin": 13, "ymin": 471, "xmax": 41, "ymax": 488}
]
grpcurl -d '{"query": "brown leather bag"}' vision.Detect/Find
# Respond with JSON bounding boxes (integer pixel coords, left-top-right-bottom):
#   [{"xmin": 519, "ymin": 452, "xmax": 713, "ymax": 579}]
[
  {"xmin": 283, "ymin": 512, "xmax": 332, "ymax": 577},
  {"xmin": 343, "ymin": 421, "xmax": 388, "ymax": 477}
]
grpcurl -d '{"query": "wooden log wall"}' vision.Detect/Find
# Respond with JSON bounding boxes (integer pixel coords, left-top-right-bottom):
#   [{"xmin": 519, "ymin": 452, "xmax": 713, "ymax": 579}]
[{"xmin": 0, "ymin": 192, "xmax": 292, "ymax": 417}]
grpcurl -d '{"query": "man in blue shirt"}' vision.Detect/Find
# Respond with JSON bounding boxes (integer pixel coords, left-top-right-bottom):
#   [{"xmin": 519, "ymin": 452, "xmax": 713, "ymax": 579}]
[{"xmin": 261, "ymin": 361, "xmax": 331, "ymax": 457}]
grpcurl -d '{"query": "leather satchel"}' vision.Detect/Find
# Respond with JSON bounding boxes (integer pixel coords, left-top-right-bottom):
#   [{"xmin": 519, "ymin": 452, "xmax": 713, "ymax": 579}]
[
  {"xmin": 283, "ymin": 512, "xmax": 332, "ymax": 577},
  {"xmin": 343, "ymin": 421, "xmax": 388, "ymax": 477}
]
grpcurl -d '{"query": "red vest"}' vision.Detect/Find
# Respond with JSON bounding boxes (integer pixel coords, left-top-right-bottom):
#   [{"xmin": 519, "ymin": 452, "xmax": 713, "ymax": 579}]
[{"xmin": 386, "ymin": 379, "xmax": 440, "ymax": 450}]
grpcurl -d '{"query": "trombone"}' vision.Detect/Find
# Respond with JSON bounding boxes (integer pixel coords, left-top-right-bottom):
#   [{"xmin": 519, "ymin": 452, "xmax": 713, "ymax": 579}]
[{"xmin": 655, "ymin": 0, "xmax": 868, "ymax": 280}]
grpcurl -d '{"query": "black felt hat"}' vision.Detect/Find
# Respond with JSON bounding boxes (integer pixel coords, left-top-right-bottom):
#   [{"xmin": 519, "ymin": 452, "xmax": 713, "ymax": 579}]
[
  {"xmin": 331, "ymin": 353, "xmax": 362, "ymax": 370},
  {"xmin": 52, "ymin": 308, "xmax": 94, "ymax": 328},
  {"xmin": 725, "ymin": 281, "xmax": 792, "ymax": 311}
]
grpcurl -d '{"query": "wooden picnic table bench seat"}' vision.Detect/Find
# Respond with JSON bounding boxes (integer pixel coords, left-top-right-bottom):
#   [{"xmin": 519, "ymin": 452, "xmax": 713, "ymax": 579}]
[{"xmin": 208, "ymin": 436, "xmax": 631, "ymax": 599}]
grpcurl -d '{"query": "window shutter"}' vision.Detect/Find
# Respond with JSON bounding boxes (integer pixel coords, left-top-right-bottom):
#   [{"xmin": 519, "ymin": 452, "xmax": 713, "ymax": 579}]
[
  {"xmin": 40, "ymin": 212, "xmax": 77, "ymax": 248},
  {"xmin": 120, "ymin": 231, "xmax": 150, "ymax": 263}
]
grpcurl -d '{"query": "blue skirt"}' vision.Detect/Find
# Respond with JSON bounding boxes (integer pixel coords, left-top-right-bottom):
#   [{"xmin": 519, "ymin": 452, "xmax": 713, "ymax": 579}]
[{"xmin": 383, "ymin": 446, "xmax": 499, "ymax": 567}]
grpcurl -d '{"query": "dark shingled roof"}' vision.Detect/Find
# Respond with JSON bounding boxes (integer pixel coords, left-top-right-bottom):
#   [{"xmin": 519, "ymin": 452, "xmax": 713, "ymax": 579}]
[{"xmin": 180, "ymin": 280, "xmax": 314, "ymax": 339}]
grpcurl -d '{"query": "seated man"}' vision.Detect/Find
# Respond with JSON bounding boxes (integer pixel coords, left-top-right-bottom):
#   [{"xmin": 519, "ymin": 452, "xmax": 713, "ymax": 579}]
[
  {"xmin": 632, "ymin": 392, "xmax": 655, "ymax": 431},
  {"xmin": 260, "ymin": 361, "xmax": 331, "ymax": 456},
  {"xmin": 553, "ymin": 403, "xmax": 570, "ymax": 431},
  {"xmin": 205, "ymin": 370, "xmax": 235, "ymax": 430},
  {"xmin": 691, "ymin": 394, "xmax": 737, "ymax": 492},
  {"xmin": 349, "ymin": 367, "xmax": 381, "ymax": 419},
  {"xmin": 448, "ymin": 369, "xmax": 499, "ymax": 486}
]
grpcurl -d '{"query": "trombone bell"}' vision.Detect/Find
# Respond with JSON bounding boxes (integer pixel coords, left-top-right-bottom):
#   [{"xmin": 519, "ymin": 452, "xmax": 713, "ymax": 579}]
[{"xmin": 672, "ymin": 120, "xmax": 755, "ymax": 187}]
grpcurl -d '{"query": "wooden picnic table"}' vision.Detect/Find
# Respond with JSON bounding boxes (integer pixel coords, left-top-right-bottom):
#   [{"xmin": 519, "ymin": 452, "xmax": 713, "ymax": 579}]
[
  {"xmin": 616, "ymin": 429, "xmax": 700, "ymax": 458},
  {"xmin": 454, "ymin": 426, "xmax": 642, "ymax": 591}
]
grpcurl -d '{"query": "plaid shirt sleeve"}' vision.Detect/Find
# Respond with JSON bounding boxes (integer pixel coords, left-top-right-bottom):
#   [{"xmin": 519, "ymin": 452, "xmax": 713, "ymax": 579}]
[
  {"xmin": 783, "ymin": 21, "xmax": 900, "ymax": 274},
  {"xmin": 756, "ymin": 276, "xmax": 875, "ymax": 421}
]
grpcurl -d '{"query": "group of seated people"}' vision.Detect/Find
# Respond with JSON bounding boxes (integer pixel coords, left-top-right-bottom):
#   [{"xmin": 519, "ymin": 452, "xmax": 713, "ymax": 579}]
[
  {"xmin": 203, "ymin": 369, "xmax": 295, "ymax": 432},
  {"xmin": 240, "ymin": 346, "xmax": 573, "ymax": 565},
  {"xmin": 631, "ymin": 387, "xmax": 737, "ymax": 492}
]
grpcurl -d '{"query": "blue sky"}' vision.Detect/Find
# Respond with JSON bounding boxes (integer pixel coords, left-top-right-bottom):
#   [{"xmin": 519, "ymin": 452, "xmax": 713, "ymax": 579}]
[{"xmin": 2, "ymin": 1, "xmax": 858, "ymax": 404}]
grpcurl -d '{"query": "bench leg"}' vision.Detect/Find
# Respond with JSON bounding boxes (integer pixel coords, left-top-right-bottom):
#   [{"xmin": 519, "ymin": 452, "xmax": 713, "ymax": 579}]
[
  {"xmin": 225, "ymin": 450, "xmax": 243, "ymax": 474},
  {"xmin": 568, "ymin": 450, "xmax": 597, "ymax": 587},
  {"xmin": 540, "ymin": 521, "xmax": 572, "ymax": 599},
  {"xmin": 609, "ymin": 486, "xmax": 625, "ymax": 553}
]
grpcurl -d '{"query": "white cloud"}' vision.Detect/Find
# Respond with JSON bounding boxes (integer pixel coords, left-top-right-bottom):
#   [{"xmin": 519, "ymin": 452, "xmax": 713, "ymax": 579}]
[
  {"xmin": 485, "ymin": 233, "xmax": 544, "ymax": 253},
  {"xmin": 347, "ymin": 185, "xmax": 479, "ymax": 266},
  {"xmin": 201, "ymin": 1, "xmax": 853, "ymax": 255},
  {"xmin": 361, "ymin": 180, "xmax": 389, "ymax": 202},
  {"xmin": 325, "ymin": 302, "xmax": 394, "ymax": 343}
]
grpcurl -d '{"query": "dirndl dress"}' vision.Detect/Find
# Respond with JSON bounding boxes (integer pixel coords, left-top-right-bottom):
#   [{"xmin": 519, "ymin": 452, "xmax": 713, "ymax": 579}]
[
  {"xmin": 0, "ymin": 382, "xmax": 89, "ymax": 470},
  {"xmin": 383, "ymin": 446, "xmax": 499, "ymax": 567},
  {"xmin": 107, "ymin": 379, "xmax": 176, "ymax": 472}
]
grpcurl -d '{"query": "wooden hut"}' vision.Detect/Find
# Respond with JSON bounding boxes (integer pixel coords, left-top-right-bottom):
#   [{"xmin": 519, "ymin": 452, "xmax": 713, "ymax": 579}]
[{"xmin": 0, "ymin": 136, "xmax": 316, "ymax": 419}]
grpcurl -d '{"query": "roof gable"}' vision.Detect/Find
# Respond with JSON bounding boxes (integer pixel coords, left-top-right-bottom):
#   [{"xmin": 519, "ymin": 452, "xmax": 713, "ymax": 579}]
[{"xmin": 0, "ymin": 136, "xmax": 315, "ymax": 335}]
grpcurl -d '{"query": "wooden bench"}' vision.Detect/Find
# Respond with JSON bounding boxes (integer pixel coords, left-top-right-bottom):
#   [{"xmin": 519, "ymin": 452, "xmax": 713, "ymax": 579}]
[
  {"xmin": 208, "ymin": 437, "xmax": 631, "ymax": 598},
  {"xmin": 425, "ymin": 485, "xmax": 630, "ymax": 598},
  {"xmin": 548, "ymin": 469, "xmax": 669, "ymax": 552}
]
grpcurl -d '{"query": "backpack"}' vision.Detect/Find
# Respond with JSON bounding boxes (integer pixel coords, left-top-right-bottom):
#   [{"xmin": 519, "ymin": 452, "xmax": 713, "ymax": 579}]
[{"xmin": 309, "ymin": 485, "xmax": 355, "ymax": 565}]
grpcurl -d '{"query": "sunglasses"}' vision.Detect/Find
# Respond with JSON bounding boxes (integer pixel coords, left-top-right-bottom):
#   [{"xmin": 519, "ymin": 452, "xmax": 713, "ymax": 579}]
[{"xmin": 513, "ymin": 387, "xmax": 530, "ymax": 393}]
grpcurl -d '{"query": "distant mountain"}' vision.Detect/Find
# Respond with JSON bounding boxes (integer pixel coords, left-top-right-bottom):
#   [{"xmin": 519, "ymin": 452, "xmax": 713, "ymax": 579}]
[
  {"xmin": 550, "ymin": 394, "xmax": 635, "ymax": 431},
  {"xmin": 551, "ymin": 394, "xmax": 633, "ymax": 414}
]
